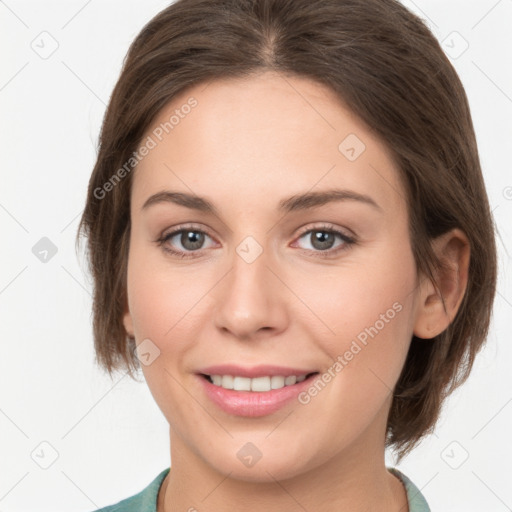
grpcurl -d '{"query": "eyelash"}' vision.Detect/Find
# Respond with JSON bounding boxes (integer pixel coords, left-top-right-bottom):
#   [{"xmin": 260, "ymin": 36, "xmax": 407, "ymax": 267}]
[{"xmin": 155, "ymin": 223, "xmax": 356, "ymax": 260}]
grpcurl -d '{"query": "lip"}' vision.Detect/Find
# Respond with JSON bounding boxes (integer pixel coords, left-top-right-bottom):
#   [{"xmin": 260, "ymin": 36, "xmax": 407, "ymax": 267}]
[
  {"xmin": 196, "ymin": 364, "xmax": 316, "ymax": 378},
  {"xmin": 196, "ymin": 368, "xmax": 319, "ymax": 417}
]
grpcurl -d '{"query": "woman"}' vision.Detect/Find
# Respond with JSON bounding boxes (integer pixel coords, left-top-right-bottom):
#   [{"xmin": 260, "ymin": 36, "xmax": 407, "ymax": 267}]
[{"xmin": 77, "ymin": 0, "xmax": 497, "ymax": 510}]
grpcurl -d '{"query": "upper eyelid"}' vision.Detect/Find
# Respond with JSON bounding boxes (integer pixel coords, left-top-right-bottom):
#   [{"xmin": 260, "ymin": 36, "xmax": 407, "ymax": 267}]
[
  {"xmin": 296, "ymin": 223, "xmax": 352, "ymax": 238},
  {"xmin": 162, "ymin": 223, "xmax": 351, "ymax": 239},
  {"xmin": 163, "ymin": 224, "xmax": 216, "ymax": 241}
]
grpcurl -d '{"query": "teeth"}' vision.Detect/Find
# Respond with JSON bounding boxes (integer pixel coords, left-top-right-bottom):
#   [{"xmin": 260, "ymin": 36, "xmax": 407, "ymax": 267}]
[
  {"xmin": 222, "ymin": 375, "xmax": 234, "ymax": 389},
  {"xmin": 285, "ymin": 375, "xmax": 296, "ymax": 386},
  {"xmin": 271, "ymin": 376, "xmax": 284, "ymax": 389},
  {"xmin": 208, "ymin": 374, "xmax": 309, "ymax": 392},
  {"xmin": 251, "ymin": 376, "xmax": 270, "ymax": 392},
  {"xmin": 233, "ymin": 376, "xmax": 251, "ymax": 391},
  {"xmin": 211, "ymin": 375, "xmax": 223, "ymax": 386}
]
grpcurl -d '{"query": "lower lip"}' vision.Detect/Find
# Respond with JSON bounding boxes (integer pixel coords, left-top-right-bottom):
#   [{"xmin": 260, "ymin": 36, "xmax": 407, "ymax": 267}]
[{"xmin": 197, "ymin": 374, "xmax": 318, "ymax": 417}]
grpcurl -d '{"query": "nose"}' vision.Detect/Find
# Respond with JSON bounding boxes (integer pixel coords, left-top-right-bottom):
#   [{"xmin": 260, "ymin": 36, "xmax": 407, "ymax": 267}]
[{"xmin": 213, "ymin": 240, "xmax": 289, "ymax": 341}]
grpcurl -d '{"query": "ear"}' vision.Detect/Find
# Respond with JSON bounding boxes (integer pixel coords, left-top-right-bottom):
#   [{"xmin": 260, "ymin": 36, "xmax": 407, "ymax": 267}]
[
  {"xmin": 413, "ymin": 228, "xmax": 470, "ymax": 339},
  {"xmin": 123, "ymin": 299, "xmax": 135, "ymax": 338}
]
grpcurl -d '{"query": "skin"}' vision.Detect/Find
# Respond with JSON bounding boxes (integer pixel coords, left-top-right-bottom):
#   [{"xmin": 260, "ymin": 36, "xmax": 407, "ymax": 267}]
[{"xmin": 122, "ymin": 70, "xmax": 470, "ymax": 512}]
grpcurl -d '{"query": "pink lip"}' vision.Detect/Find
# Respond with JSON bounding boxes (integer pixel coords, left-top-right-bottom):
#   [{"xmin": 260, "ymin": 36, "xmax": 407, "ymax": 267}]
[
  {"xmin": 196, "ymin": 371, "xmax": 319, "ymax": 417},
  {"xmin": 196, "ymin": 364, "xmax": 316, "ymax": 378}
]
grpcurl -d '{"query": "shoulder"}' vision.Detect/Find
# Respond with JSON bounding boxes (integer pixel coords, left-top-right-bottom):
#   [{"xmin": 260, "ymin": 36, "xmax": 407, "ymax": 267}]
[
  {"xmin": 388, "ymin": 467, "xmax": 431, "ymax": 512},
  {"xmin": 88, "ymin": 468, "xmax": 170, "ymax": 512}
]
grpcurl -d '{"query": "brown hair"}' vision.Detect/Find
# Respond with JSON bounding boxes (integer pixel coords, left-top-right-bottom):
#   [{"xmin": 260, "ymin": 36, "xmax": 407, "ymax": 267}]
[{"xmin": 77, "ymin": 0, "xmax": 497, "ymax": 460}]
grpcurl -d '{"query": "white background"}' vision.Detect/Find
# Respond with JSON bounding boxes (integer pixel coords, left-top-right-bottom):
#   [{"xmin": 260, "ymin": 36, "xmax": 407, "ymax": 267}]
[{"xmin": 1, "ymin": 0, "xmax": 511, "ymax": 510}]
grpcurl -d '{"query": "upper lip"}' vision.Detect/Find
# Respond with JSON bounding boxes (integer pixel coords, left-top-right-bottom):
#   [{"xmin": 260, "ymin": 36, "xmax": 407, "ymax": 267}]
[{"xmin": 197, "ymin": 364, "xmax": 318, "ymax": 378}]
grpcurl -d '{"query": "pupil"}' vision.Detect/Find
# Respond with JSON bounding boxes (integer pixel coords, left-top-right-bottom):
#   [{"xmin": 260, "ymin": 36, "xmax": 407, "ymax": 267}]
[
  {"xmin": 183, "ymin": 231, "xmax": 204, "ymax": 250},
  {"xmin": 312, "ymin": 231, "xmax": 334, "ymax": 250}
]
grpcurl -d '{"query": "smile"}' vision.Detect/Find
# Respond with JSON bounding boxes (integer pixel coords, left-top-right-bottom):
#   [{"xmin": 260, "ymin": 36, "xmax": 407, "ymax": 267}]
[
  {"xmin": 202, "ymin": 373, "xmax": 315, "ymax": 392},
  {"xmin": 196, "ymin": 366, "xmax": 320, "ymax": 417}
]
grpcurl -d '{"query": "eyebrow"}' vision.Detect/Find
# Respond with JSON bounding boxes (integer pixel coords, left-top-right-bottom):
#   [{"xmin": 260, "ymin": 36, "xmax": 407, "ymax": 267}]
[{"xmin": 141, "ymin": 189, "xmax": 382, "ymax": 214}]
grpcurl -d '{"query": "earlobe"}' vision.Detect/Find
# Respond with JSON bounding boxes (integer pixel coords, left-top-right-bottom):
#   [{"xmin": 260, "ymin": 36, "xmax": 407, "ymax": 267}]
[
  {"xmin": 413, "ymin": 228, "xmax": 470, "ymax": 340},
  {"xmin": 123, "ymin": 303, "xmax": 135, "ymax": 338}
]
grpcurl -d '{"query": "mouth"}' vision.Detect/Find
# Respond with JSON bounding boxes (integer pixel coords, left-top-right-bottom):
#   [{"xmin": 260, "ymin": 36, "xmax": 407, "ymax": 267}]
[
  {"xmin": 195, "ymin": 367, "xmax": 320, "ymax": 417},
  {"xmin": 199, "ymin": 372, "xmax": 319, "ymax": 392}
]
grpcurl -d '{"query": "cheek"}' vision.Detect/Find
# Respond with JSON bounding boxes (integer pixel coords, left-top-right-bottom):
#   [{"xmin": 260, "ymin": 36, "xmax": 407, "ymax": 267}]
[
  {"xmin": 291, "ymin": 246, "xmax": 417, "ymax": 385},
  {"xmin": 126, "ymin": 241, "xmax": 209, "ymax": 345},
  {"xmin": 294, "ymin": 262, "xmax": 416, "ymax": 449},
  {"xmin": 301, "ymin": 253, "xmax": 414, "ymax": 329},
  {"xmin": 126, "ymin": 247, "xmax": 209, "ymax": 423}
]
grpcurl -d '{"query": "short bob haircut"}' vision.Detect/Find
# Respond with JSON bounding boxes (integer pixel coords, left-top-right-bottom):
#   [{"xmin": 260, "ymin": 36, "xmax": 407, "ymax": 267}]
[{"xmin": 77, "ymin": 0, "xmax": 497, "ymax": 460}]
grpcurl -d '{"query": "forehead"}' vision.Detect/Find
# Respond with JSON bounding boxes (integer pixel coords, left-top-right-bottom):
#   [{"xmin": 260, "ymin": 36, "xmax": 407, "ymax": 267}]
[{"xmin": 131, "ymin": 71, "xmax": 406, "ymax": 219}]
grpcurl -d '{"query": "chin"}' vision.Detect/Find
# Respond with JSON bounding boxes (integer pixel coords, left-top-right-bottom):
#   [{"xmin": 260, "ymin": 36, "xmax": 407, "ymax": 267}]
[{"xmin": 201, "ymin": 440, "xmax": 317, "ymax": 484}]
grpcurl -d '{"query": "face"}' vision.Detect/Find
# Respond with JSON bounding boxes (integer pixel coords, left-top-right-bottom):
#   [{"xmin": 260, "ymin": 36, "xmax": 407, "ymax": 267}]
[{"xmin": 123, "ymin": 71, "xmax": 423, "ymax": 482}]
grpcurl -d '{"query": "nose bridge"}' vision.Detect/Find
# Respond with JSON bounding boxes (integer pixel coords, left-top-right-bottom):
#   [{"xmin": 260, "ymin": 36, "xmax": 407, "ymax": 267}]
[
  {"xmin": 228, "ymin": 233, "xmax": 272, "ymax": 308},
  {"xmin": 213, "ymin": 232, "xmax": 286, "ymax": 338}
]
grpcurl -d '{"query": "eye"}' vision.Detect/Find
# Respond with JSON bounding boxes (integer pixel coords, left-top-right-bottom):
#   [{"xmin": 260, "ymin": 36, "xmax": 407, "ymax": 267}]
[
  {"xmin": 156, "ymin": 222, "xmax": 356, "ymax": 259},
  {"xmin": 293, "ymin": 223, "xmax": 356, "ymax": 257},
  {"xmin": 156, "ymin": 225, "xmax": 216, "ymax": 258}
]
